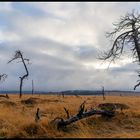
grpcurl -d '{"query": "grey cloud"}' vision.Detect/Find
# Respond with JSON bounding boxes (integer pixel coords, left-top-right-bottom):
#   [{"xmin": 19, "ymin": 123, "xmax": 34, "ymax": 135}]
[
  {"xmin": 0, "ymin": 2, "xmax": 140, "ymax": 92},
  {"xmin": 109, "ymin": 63, "xmax": 139, "ymax": 73}
]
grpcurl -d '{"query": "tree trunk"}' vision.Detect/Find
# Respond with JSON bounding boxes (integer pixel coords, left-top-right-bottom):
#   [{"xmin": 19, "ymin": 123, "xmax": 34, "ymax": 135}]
[
  {"xmin": 132, "ymin": 24, "xmax": 140, "ymax": 62},
  {"xmin": 102, "ymin": 86, "xmax": 105, "ymax": 100},
  {"xmin": 19, "ymin": 53, "xmax": 29, "ymax": 98},
  {"xmin": 32, "ymin": 80, "xmax": 34, "ymax": 95},
  {"xmin": 19, "ymin": 77, "xmax": 23, "ymax": 98}
]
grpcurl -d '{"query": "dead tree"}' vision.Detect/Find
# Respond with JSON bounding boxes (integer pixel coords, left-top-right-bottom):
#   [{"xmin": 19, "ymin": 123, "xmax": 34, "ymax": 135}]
[
  {"xmin": 0, "ymin": 74, "xmax": 7, "ymax": 94},
  {"xmin": 99, "ymin": 10, "xmax": 140, "ymax": 90},
  {"xmin": 61, "ymin": 93, "xmax": 65, "ymax": 98},
  {"xmin": 8, "ymin": 50, "xmax": 30, "ymax": 98},
  {"xmin": 53, "ymin": 102, "xmax": 115, "ymax": 130},
  {"xmin": 32, "ymin": 80, "xmax": 34, "ymax": 95},
  {"xmin": 102, "ymin": 86, "xmax": 105, "ymax": 100}
]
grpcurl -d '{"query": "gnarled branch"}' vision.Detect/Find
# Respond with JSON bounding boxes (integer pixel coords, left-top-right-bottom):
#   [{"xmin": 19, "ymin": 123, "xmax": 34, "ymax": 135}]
[
  {"xmin": 99, "ymin": 11, "xmax": 140, "ymax": 90},
  {"xmin": 0, "ymin": 74, "xmax": 7, "ymax": 82},
  {"xmin": 64, "ymin": 107, "xmax": 70, "ymax": 119}
]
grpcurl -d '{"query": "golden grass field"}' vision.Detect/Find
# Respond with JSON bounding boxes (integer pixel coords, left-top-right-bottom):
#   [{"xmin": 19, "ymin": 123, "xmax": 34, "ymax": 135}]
[{"xmin": 0, "ymin": 94, "xmax": 140, "ymax": 138}]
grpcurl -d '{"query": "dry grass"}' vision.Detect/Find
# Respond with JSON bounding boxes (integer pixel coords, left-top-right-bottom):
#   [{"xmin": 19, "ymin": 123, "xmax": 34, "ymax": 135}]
[{"xmin": 0, "ymin": 94, "xmax": 139, "ymax": 138}]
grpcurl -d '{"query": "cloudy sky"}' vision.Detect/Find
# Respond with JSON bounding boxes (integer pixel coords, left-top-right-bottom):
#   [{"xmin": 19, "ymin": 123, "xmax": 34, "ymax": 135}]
[{"xmin": 0, "ymin": 2, "xmax": 140, "ymax": 92}]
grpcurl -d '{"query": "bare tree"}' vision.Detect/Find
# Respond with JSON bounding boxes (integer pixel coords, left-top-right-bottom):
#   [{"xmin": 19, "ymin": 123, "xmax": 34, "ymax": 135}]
[
  {"xmin": 8, "ymin": 50, "xmax": 30, "ymax": 98},
  {"xmin": 99, "ymin": 10, "xmax": 140, "ymax": 90},
  {"xmin": 101, "ymin": 86, "xmax": 105, "ymax": 100},
  {"xmin": 62, "ymin": 93, "xmax": 64, "ymax": 98},
  {"xmin": 0, "ymin": 74, "xmax": 7, "ymax": 95},
  {"xmin": 0, "ymin": 75, "xmax": 8, "ymax": 97},
  {"xmin": 32, "ymin": 80, "xmax": 34, "ymax": 95}
]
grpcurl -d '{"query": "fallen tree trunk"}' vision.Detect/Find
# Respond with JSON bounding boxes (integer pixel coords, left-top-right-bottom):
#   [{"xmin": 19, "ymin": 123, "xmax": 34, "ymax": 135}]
[{"xmin": 55, "ymin": 109, "xmax": 115, "ymax": 130}]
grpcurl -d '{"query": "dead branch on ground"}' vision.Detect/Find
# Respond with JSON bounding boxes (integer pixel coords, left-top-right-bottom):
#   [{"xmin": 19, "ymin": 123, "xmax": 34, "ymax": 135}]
[{"xmin": 52, "ymin": 102, "xmax": 115, "ymax": 130}]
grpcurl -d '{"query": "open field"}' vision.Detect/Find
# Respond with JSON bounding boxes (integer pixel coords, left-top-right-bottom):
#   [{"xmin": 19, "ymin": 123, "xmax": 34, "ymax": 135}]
[{"xmin": 0, "ymin": 94, "xmax": 139, "ymax": 138}]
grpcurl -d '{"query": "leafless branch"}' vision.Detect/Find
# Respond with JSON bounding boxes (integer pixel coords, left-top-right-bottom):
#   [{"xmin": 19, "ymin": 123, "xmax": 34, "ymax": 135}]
[
  {"xmin": 64, "ymin": 107, "xmax": 70, "ymax": 119},
  {"xmin": 0, "ymin": 74, "xmax": 7, "ymax": 82},
  {"xmin": 99, "ymin": 10, "xmax": 140, "ymax": 89}
]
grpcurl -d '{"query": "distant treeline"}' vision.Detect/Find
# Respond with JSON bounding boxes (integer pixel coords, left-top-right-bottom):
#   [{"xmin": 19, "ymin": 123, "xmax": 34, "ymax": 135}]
[{"xmin": 0, "ymin": 90, "xmax": 139, "ymax": 95}]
